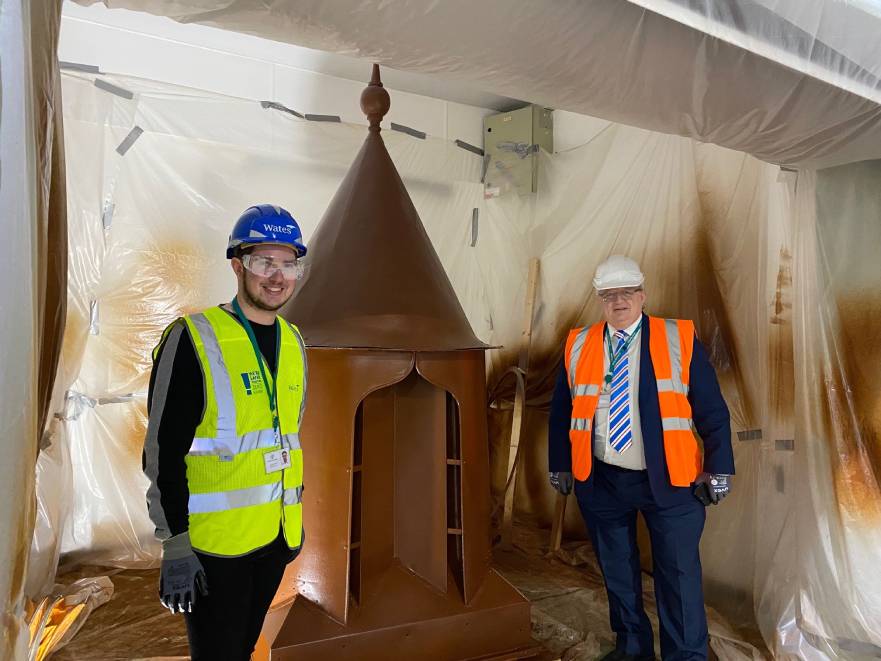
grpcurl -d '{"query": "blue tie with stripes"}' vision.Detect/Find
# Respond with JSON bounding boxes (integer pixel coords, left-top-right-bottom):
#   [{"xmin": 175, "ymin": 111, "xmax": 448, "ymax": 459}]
[{"xmin": 608, "ymin": 329, "xmax": 633, "ymax": 453}]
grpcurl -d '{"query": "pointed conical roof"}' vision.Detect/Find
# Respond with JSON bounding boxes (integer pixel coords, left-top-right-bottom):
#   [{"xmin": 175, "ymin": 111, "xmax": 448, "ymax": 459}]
[{"xmin": 282, "ymin": 65, "xmax": 484, "ymax": 350}]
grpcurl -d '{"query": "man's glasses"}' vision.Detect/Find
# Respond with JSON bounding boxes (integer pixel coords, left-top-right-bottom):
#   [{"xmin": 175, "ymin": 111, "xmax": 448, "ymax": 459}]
[
  {"xmin": 241, "ymin": 254, "xmax": 304, "ymax": 280},
  {"xmin": 598, "ymin": 288, "xmax": 642, "ymax": 303}
]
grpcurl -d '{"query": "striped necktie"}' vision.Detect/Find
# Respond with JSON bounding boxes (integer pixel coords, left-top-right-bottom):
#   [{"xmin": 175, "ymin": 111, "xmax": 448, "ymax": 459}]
[{"xmin": 608, "ymin": 329, "xmax": 633, "ymax": 453}]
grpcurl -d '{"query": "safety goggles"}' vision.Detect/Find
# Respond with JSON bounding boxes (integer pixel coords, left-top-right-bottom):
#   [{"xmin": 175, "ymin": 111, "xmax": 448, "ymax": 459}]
[
  {"xmin": 241, "ymin": 254, "xmax": 304, "ymax": 280},
  {"xmin": 598, "ymin": 287, "xmax": 642, "ymax": 303}
]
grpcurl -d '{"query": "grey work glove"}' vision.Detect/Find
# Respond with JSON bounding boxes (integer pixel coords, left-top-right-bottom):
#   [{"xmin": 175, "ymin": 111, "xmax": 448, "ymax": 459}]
[
  {"xmin": 549, "ymin": 471, "xmax": 573, "ymax": 496},
  {"xmin": 693, "ymin": 473, "xmax": 731, "ymax": 506},
  {"xmin": 159, "ymin": 531, "xmax": 208, "ymax": 614}
]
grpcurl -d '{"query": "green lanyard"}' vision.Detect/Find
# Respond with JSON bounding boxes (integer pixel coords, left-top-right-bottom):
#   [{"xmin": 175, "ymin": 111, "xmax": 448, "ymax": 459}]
[
  {"xmin": 231, "ymin": 298, "xmax": 280, "ymax": 437},
  {"xmin": 604, "ymin": 324, "xmax": 641, "ymax": 385}
]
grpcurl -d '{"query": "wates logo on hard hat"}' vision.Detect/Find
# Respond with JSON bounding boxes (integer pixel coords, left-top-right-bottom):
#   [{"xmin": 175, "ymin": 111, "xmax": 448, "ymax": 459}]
[{"xmin": 263, "ymin": 223, "xmax": 293, "ymax": 234}]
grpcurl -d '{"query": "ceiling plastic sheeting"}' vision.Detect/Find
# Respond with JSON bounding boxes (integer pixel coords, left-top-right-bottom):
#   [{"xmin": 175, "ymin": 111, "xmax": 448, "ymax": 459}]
[
  {"xmin": 41, "ymin": 69, "xmax": 881, "ymax": 658},
  {"xmin": 630, "ymin": 0, "xmax": 881, "ymax": 105},
  {"xmin": 76, "ymin": 0, "xmax": 881, "ymax": 168}
]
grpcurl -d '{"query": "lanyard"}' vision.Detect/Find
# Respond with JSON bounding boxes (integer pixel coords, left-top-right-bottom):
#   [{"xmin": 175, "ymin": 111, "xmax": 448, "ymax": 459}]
[
  {"xmin": 231, "ymin": 298, "xmax": 280, "ymax": 436},
  {"xmin": 604, "ymin": 323, "xmax": 641, "ymax": 385}
]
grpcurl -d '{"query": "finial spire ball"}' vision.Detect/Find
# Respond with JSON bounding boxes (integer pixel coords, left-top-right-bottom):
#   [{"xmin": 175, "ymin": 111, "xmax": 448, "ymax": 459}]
[{"xmin": 360, "ymin": 63, "xmax": 391, "ymax": 131}]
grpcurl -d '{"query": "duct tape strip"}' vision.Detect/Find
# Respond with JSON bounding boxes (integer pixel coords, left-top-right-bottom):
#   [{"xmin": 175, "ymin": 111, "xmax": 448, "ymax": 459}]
[
  {"xmin": 116, "ymin": 126, "xmax": 144, "ymax": 156},
  {"xmin": 94, "ymin": 78, "xmax": 134, "ymax": 100},
  {"xmin": 737, "ymin": 429, "xmax": 763, "ymax": 441},
  {"xmin": 481, "ymin": 153, "xmax": 491, "ymax": 183},
  {"xmin": 97, "ymin": 393, "xmax": 141, "ymax": 405},
  {"xmin": 470, "ymin": 208, "xmax": 479, "ymax": 247},
  {"xmin": 305, "ymin": 114, "xmax": 341, "ymax": 123},
  {"xmin": 101, "ymin": 203, "xmax": 115, "ymax": 230},
  {"xmin": 89, "ymin": 301, "xmax": 99, "ymax": 335},
  {"xmin": 455, "ymin": 139, "xmax": 484, "ymax": 157},
  {"xmin": 391, "ymin": 122, "xmax": 426, "ymax": 139},
  {"xmin": 775, "ymin": 439, "xmax": 795, "ymax": 451},
  {"xmin": 59, "ymin": 391, "xmax": 96, "ymax": 422},
  {"xmin": 58, "ymin": 390, "xmax": 143, "ymax": 421},
  {"xmin": 260, "ymin": 100, "xmax": 304, "ymax": 119},
  {"xmin": 60, "ymin": 61, "xmax": 101, "ymax": 74}
]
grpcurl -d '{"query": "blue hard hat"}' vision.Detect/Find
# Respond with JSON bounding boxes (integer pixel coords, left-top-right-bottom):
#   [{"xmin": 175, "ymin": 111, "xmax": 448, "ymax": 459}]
[{"xmin": 226, "ymin": 204, "xmax": 307, "ymax": 259}]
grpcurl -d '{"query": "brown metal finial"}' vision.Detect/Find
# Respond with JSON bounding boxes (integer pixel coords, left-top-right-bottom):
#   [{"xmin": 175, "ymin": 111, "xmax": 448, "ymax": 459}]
[{"xmin": 360, "ymin": 63, "xmax": 390, "ymax": 132}]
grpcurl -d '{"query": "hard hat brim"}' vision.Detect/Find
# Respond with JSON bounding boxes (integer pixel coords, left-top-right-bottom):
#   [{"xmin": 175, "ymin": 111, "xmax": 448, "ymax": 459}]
[
  {"xmin": 226, "ymin": 237, "xmax": 307, "ymax": 259},
  {"xmin": 593, "ymin": 275, "xmax": 645, "ymax": 291}
]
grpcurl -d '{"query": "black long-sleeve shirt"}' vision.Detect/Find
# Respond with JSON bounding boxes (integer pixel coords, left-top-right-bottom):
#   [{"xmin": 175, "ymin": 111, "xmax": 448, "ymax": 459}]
[{"xmin": 143, "ymin": 306, "xmax": 278, "ymax": 538}]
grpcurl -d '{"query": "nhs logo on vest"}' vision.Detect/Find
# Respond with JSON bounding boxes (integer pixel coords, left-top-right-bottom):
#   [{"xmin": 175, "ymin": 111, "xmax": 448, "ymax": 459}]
[{"xmin": 240, "ymin": 371, "xmax": 265, "ymax": 395}]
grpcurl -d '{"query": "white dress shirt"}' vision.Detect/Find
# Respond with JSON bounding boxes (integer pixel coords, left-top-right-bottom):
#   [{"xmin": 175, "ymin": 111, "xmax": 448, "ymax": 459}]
[{"xmin": 593, "ymin": 317, "xmax": 646, "ymax": 470}]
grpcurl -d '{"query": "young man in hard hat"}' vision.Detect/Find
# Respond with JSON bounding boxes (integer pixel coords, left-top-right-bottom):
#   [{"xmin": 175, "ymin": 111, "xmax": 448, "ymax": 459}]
[
  {"xmin": 548, "ymin": 255, "xmax": 734, "ymax": 661},
  {"xmin": 143, "ymin": 205, "xmax": 309, "ymax": 660}
]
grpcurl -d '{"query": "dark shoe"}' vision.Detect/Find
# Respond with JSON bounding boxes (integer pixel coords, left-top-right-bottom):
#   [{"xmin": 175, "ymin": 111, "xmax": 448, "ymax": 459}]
[{"xmin": 598, "ymin": 649, "xmax": 656, "ymax": 661}]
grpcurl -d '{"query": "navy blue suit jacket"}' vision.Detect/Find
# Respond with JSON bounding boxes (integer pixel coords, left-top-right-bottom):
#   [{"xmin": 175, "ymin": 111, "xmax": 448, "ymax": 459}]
[{"xmin": 548, "ymin": 314, "xmax": 735, "ymax": 506}]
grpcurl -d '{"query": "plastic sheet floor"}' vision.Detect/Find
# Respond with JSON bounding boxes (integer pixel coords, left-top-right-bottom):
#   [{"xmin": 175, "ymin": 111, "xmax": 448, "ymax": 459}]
[{"xmin": 52, "ymin": 521, "xmax": 766, "ymax": 660}]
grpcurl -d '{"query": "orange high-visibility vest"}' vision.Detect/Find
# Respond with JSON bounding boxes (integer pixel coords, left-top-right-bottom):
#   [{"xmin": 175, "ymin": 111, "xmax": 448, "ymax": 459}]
[{"xmin": 563, "ymin": 316, "xmax": 701, "ymax": 485}]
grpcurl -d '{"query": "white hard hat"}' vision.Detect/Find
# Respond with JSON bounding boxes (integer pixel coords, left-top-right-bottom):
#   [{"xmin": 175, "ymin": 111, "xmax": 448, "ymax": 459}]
[{"xmin": 593, "ymin": 255, "xmax": 645, "ymax": 291}]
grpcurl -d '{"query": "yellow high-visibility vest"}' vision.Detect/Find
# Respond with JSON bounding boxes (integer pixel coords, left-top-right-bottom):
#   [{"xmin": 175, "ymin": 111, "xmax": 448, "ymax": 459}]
[{"xmin": 167, "ymin": 306, "xmax": 307, "ymax": 556}]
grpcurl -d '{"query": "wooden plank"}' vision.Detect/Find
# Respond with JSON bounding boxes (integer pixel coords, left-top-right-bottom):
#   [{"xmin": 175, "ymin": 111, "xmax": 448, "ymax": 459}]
[
  {"xmin": 547, "ymin": 491, "xmax": 568, "ymax": 556},
  {"xmin": 500, "ymin": 258, "xmax": 541, "ymax": 548}
]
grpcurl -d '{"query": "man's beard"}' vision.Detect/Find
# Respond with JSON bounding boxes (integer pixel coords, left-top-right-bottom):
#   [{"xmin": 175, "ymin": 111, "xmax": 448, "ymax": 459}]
[{"xmin": 242, "ymin": 277, "xmax": 293, "ymax": 312}]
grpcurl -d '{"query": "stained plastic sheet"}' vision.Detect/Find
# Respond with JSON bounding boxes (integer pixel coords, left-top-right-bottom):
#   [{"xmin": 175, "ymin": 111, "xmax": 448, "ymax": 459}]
[
  {"xmin": 74, "ymin": 0, "xmax": 881, "ymax": 168},
  {"xmin": 45, "ymin": 70, "xmax": 881, "ymax": 659},
  {"xmin": 0, "ymin": 4, "xmax": 41, "ymax": 657},
  {"xmin": 2, "ymin": 1, "xmax": 67, "ymax": 659}
]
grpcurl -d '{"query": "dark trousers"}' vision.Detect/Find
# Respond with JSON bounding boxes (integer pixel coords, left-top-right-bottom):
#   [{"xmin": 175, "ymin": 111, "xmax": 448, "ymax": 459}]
[
  {"xmin": 575, "ymin": 460, "xmax": 708, "ymax": 661},
  {"xmin": 184, "ymin": 534, "xmax": 295, "ymax": 661}
]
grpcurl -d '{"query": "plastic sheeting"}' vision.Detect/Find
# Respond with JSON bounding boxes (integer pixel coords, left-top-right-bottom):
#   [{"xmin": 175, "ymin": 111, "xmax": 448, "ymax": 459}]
[
  {"xmin": 1, "ymin": 1, "xmax": 67, "ymax": 658},
  {"xmin": 43, "ymin": 69, "xmax": 881, "ymax": 659},
  {"xmin": 26, "ymin": 576, "xmax": 113, "ymax": 660},
  {"xmin": 630, "ymin": 0, "xmax": 881, "ymax": 105},
  {"xmin": 74, "ymin": 0, "xmax": 881, "ymax": 168}
]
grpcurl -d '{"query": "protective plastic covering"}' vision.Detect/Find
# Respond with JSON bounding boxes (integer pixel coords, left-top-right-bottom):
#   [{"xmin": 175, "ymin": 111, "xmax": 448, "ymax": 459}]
[
  {"xmin": 26, "ymin": 576, "xmax": 113, "ymax": 661},
  {"xmin": 74, "ymin": 0, "xmax": 881, "ymax": 168},
  {"xmin": 43, "ymin": 68, "xmax": 881, "ymax": 659},
  {"xmin": 1, "ymin": 1, "xmax": 67, "ymax": 659},
  {"xmin": 630, "ymin": 0, "xmax": 881, "ymax": 105}
]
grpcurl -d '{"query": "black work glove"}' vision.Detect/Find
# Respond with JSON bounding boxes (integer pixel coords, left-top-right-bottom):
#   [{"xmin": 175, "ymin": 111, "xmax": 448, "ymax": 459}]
[
  {"xmin": 693, "ymin": 473, "xmax": 731, "ymax": 506},
  {"xmin": 159, "ymin": 531, "xmax": 209, "ymax": 613},
  {"xmin": 549, "ymin": 471, "xmax": 573, "ymax": 496}
]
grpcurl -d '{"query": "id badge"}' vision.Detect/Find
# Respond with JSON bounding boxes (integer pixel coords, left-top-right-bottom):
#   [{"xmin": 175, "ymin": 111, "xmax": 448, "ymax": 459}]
[{"xmin": 264, "ymin": 448, "xmax": 292, "ymax": 474}]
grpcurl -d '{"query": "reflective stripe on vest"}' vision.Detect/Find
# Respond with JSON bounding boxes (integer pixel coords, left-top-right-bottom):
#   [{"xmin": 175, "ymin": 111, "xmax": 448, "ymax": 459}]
[
  {"xmin": 181, "ymin": 307, "xmax": 306, "ymax": 557},
  {"xmin": 188, "ymin": 431, "xmax": 301, "ymax": 456},
  {"xmin": 563, "ymin": 316, "xmax": 701, "ymax": 485},
  {"xmin": 189, "ymin": 483, "xmax": 304, "ymax": 514}
]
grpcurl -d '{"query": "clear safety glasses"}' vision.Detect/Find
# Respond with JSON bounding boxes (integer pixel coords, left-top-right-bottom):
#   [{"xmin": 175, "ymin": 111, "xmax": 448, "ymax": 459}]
[
  {"xmin": 241, "ymin": 254, "xmax": 305, "ymax": 280},
  {"xmin": 598, "ymin": 287, "xmax": 643, "ymax": 303}
]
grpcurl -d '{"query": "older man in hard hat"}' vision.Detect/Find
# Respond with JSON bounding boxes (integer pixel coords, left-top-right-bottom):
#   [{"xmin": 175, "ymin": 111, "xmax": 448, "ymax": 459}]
[
  {"xmin": 548, "ymin": 255, "xmax": 734, "ymax": 661},
  {"xmin": 143, "ymin": 205, "xmax": 309, "ymax": 660}
]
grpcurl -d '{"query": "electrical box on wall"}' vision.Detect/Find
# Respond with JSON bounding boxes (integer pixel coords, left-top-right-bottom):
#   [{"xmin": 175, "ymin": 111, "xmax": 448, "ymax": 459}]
[{"xmin": 483, "ymin": 104, "xmax": 553, "ymax": 197}]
